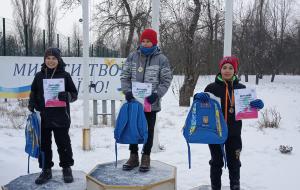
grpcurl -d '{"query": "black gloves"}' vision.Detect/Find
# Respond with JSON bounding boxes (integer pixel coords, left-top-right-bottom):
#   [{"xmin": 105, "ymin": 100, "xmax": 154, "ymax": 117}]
[
  {"xmin": 28, "ymin": 104, "xmax": 35, "ymax": 112},
  {"xmin": 58, "ymin": 91, "xmax": 72, "ymax": 102},
  {"xmin": 146, "ymin": 93, "xmax": 158, "ymax": 104},
  {"xmin": 125, "ymin": 91, "xmax": 134, "ymax": 102}
]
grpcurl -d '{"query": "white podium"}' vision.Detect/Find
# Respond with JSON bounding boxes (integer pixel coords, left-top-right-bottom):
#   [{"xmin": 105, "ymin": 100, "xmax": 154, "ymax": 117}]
[
  {"xmin": 1, "ymin": 170, "xmax": 86, "ymax": 190},
  {"xmin": 86, "ymin": 160, "xmax": 177, "ymax": 190}
]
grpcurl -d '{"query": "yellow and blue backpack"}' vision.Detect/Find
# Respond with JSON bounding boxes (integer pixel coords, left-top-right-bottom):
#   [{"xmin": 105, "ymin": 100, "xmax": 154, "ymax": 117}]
[{"xmin": 183, "ymin": 93, "xmax": 228, "ymax": 168}]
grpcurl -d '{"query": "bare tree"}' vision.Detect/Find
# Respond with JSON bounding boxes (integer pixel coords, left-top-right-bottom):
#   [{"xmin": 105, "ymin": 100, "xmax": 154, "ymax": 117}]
[
  {"xmin": 46, "ymin": 0, "xmax": 57, "ymax": 47},
  {"xmin": 269, "ymin": 0, "xmax": 292, "ymax": 82},
  {"xmin": 178, "ymin": 0, "xmax": 202, "ymax": 106},
  {"xmin": 205, "ymin": 0, "xmax": 223, "ymax": 74},
  {"xmin": 60, "ymin": 0, "xmax": 80, "ymax": 11},
  {"xmin": 11, "ymin": 0, "xmax": 40, "ymax": 55},
  {"xmin": 93, "ymin": 0, "xmax": 151, "ymax": 57}
]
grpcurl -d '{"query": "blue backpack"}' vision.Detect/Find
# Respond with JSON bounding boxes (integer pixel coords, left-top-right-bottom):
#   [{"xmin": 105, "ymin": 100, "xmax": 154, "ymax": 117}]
[
  {"xmin": 114, "ymin": 100, "xmax": 148, "ymax": 166},
  {"xmin": 183, "ymin": 94, "xmax": 228, "ymax": 168},
  {"xmin": 25, "ymin": 112, "xmax": 44, "ymax": 173}
]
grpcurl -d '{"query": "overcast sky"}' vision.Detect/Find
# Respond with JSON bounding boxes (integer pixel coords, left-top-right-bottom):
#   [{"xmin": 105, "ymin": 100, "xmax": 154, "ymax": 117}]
[{"xmin": 0, "ymin": 0, "xmax": 82, "ymax": 36}]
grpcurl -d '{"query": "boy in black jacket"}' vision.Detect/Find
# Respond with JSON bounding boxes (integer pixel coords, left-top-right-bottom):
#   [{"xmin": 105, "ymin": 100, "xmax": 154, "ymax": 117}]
[
  {"xmin": 196, "ymin": 56, "xmax": 264, "ymax": 190},
  {"xmin": 28, "ymin": 48, "xmax": 78, "ymax": 184}
]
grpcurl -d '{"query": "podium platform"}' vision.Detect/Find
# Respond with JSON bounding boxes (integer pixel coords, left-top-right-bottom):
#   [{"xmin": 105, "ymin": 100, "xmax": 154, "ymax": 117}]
[
  {"xmin": 86, "ymin": 160, "xmax": 177, "ymax": 190},
  {"xmin": 190, "ymin": 185, "xmax": 242, "ymax": 190},
  {"xmin": 1, "ymin": 170, "xmax": 86, "ymax": 190}
]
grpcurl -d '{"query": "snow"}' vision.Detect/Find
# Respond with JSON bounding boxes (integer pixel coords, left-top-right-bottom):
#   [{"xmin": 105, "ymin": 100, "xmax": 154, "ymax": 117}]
[{"xmin": 1, "ymin": 75, "xmax": 300, "ymax": 190}]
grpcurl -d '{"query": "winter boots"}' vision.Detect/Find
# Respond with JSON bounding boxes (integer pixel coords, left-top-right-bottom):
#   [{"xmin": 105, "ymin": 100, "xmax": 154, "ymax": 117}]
[
  {"xmin": 35, "ymin": 169, "xmax": 52, "ymax": 184},
  {"xmin": 35, "ymin": 167, "xmax": 73, "ymax": 185},
  {"xmin": 122, "ymin": 153, "xmax": 151, "ymax": 172},
  {"xmin": 122, "ymin": 153, "xmax": 139, "ymax": 170},
  {"xmin": 139, "ymin": 154, "xmax": 150, "ymax": 172},
  {"xmin": 62, "ymin": 167, "xmax": 74, "ymax": 183}
]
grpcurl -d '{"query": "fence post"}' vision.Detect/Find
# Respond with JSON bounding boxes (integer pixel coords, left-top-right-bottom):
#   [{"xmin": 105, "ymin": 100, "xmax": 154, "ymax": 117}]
[
  {"xmin": 102, "ymin": 100, "xmax": 107, "ymax": 125},
  {"xmin": 57, "ymin": 34, "xmax": 60, "ymax": 48},
  {"xmin": 93, "ymin": 100, "xmax": 98, "ymax": 125},
  {"xmin": 77, "ymin": 39, "xmax": 80, "ymax": 57},
  {"xmin": 43, "ymin": 30, "xmax": 46, "ymax": 52},
  {"xmin": 2, "ymin": 18, "xmax": 6, "ymax": 56},
  {"xmin": 111, "ymin": 100, "xmax": 116, "ymax": 127},
  {"xmin": 24, "ymin": 24, "xmax": 28, "ymax": 56},
  {"xmin": 68, "ymin": 37, "xmax": 70, "ymax": 56}
]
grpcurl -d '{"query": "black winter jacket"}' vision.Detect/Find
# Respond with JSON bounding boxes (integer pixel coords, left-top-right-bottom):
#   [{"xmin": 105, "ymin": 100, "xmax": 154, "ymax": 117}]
[
  {"xmin": 204, "ymin": 74, "xmax": 246, "ymax": 137},
  {"xmin": 29, "ymin": 60, "xmax": 78, "ymax": 128}
]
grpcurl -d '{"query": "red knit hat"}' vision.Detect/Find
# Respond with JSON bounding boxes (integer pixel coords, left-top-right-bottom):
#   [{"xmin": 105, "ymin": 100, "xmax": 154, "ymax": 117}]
[
  {"xmin": 219, "ymin": 56, "xmax": 239, "ymax": 73},
  {"xmin": 140, "ymin": 28, "xmax": 158, "ymax": 45}
]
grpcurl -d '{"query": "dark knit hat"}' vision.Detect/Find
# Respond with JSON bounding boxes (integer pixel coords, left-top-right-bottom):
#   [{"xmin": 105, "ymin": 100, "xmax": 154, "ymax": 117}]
[
  {"xmin": 219, "ymin": 56, "xmax": 239, "ymax": 73},
  {"xmin": 44, "ymin": 47, "xmax": 61, "ymax": 61},
  {"xmin": 140, "ymin": 28, "xmax": 158, "ymax": 45}
]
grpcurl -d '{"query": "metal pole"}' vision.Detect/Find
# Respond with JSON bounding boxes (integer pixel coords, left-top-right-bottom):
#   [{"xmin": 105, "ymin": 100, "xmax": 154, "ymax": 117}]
[
  {"xmin": 82, "ymin": 0, "xmax": 91, "ymax": 150},
  {"xmin": 111, "ymin": 100, "xmax": 116, "ymax": 127},
  {"xmin": 57, "ymin": 34, "xmax": 60, "ymax": 48},
  {"xmin": 43, "ymin": 30, "xmax": 46, "ymax": 52},
  {"xmin": 68, "ymin": 37, "xmax": 70, "ymax": 56},
  {"xmin": 24, "ymin": 24, "xmax": 28, "ymax": 56},
  {"xmin": 102, "ymin": 100, "xmax": 107, "ymax": 125},
  {"xmin": 151, "ymin": 0, "xmax": 161, "ymax": 153},
  {"xmin": 223, "ymin": 0, "xmax": 233, "ymax": 56},
  {"xmin": 77, "ymin": 39, "xmax": 80, "ymax": 57},
  {"xmin": 93, "ymin": 100, "xmax": 98, "ymax": 125},
  {"xmin": 3, "ymin": 18, "xmax": 6, "ymax": 56},
  {"xmin": 151, "ymin": 0, "xmax": 160, "ymax": 44}
]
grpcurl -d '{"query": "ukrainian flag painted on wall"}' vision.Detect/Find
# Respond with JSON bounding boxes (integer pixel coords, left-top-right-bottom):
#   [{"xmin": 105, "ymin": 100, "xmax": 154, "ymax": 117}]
[{"xmin": 0, "ymin": 85, "xmax": 31, "ymax": 99}]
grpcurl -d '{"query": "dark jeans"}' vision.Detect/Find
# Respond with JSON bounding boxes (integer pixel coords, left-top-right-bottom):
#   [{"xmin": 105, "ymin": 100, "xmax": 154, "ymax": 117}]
[
  {"xmin": 209, "ymin": 136, "xmax": 242, "ymax": 190},
  {"xmin": 129, "ymin": 111, "xmax": 157, "ymax": 155},
  {"xmin": 38, "ymin": 126, "xmax": 74, "ymax": 169}
]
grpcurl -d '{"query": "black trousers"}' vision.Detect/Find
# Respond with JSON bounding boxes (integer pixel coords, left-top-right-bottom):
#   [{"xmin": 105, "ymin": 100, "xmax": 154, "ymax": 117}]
[
  {"xmin": 209, "ymin": 136, "xmax": 242, "ymax": 190},
  {"xmin": 38, "ymin": 126, "xmax": 74, "ymax": 169},
  {"xmin": 129, "ymin": 111, "xmax": 157, "ymax": 155}
]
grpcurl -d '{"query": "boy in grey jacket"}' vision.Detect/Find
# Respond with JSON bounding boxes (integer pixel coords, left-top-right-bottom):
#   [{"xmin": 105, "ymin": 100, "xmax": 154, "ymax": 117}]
[{"xmin": 120, "ymin": 28, "xmax": 173, "ymax": 172}]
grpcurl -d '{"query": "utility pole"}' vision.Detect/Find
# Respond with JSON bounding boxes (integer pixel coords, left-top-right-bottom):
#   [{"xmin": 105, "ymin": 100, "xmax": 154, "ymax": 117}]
[
  {"xmin": 223, "ymin": 0, "xmax": 234, "ymax": 56},
  {"xmin": 82, "ymin": 0, "xmax": 91, "ymax": 150},
  {"xmin": 151, "ymin": 0, "xmax": 161, "ymax": 153}
]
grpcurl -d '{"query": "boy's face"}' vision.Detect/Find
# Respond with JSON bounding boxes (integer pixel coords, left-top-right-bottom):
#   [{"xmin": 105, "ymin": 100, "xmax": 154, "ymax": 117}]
[
  {"xmin": 141, "ymin": 39, "xmax": 153, "ymax": 48},
  {"xmin": 45, "ymin": 55, "xmax": 59, "ymax": 69},
  {"xmin": 221, "ymin": 63, "xmax": 234, "ymax": 81}
]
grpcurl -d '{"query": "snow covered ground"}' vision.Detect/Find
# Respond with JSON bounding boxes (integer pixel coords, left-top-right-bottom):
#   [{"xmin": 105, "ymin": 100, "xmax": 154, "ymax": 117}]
[{"xmin": 1, "ymin": 75, "xmax": 300, "ymax": 190}]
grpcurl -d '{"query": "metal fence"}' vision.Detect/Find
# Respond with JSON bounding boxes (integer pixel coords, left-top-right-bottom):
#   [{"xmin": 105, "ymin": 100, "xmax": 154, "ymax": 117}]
[{"xmin": 0, "ymin": 17, "xmax": 120, "ymax": 58}]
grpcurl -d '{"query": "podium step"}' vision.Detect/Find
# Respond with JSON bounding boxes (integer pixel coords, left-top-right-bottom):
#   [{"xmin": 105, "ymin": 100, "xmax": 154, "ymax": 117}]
[
  {"xmin": 86, "ymin": 159, "xmax": 176, "ymax": 190},
  {"xmin": 2, "ymin": 170, "xmax": 86, "ymax": 190}
]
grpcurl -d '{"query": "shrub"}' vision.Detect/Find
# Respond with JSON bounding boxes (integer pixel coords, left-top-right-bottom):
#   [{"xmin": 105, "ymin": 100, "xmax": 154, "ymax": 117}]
[{"xmin": 258, "ymin": 107, "xmax": 281, "ymax": 128}]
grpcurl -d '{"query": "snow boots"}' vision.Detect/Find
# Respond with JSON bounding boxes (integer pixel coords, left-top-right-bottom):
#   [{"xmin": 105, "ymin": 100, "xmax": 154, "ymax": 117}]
[
  {"xmin": 62, "ymin": 167, "xmax": 74, "ymax": 183},
  {"xmin": 35, "ymin": 169, "xmax": 52, "ymax": 184},
  {"xmin": 139, "ymin": 154, "xmax": 150, "ymax": 172},
  {"xmin": 122, "ymin": 153, "xmax": 139, "ymax": 170}
]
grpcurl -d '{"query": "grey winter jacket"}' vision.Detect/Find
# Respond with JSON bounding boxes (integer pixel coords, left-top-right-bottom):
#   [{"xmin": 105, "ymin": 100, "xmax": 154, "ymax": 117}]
[{"xmin": 120, "ymin": 47, "xmax": 173, "ymax": 111}]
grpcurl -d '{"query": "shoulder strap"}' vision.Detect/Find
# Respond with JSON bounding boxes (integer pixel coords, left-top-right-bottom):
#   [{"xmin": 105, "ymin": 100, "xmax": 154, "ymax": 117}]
[
  {"xmin": 187, "ymin": 141, "xmax": 192, "ymax": 169},
  {"xmin": 220, "ymin": 144, "xmax": 227, "ymax": 169}
]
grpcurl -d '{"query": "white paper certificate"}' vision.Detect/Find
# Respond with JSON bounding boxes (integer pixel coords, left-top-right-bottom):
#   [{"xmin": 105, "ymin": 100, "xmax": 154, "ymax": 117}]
[
  {"xmin": 43, "ymin": 78, "xmax": 66, "ymax": 107},
  {"xmin": 234, "ymin": 88, "xmax": 258, "ymax": 120},
  {"xmin": 132, "ymin": 82, "xmax": 152, "ymax": 100}
]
